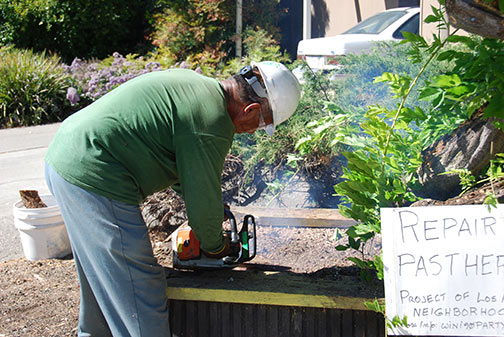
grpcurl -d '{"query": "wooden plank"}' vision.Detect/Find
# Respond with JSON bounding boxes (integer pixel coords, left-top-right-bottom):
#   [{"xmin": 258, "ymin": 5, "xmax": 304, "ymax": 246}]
[
  {"xmin": 232, "ymin": 303, "xmax": 242, "ymax": 337},
  {"xmin": 165, "ymin": 268, "xmax": 383, "ymax": 306},
  {"xmin": 278, "ymin": 306, "xmax": 290, "ymax": 337},
  {"xmin": 209, "ymin": 302, "xmax": 219, "ymax": 337},
  {"xmin": 167, "ymin": 287, "xmax": 372, "ymax": 310},
  {"xmin": 304, "ymin": 307, "xmax": 315, "ymax": 337},
  {"xmin": 243, "ymin": 305, "xmax": 254, "ymax": 337},
  {"xmin": 289, "ymin": 307, "xmax": 301, "ymax": 337},
  {"xmin": 342, "ymin": 310, "xmax": 353, "ymax": 336},
  {"xmin": 197, "ymin": 301, "xmax": 208, "ymax": 336},
  {"xmin": 186, "ymin": 300, "xmax": 196, "ymax": 336},
  {"xmin": 170, "ymin": 299, "xmax": 184, "ymax": 336},
  {"xmin": 231, "ymin": 206, "xmax": 356, "ymax": 228},
  {"xmin": 366, "ymin": 310, "xmax": 379, "ymax": 337},
  {"xmin": 266, "ymin": 305, "xmax": 278, "ymax": 336},
  {"xmin": 221, "ymin": 302, "xmax": 231, "ymax": 337},
  {"xmin": 354, "ymin": 310, "xmax": 365, "ymax": 337},
  {"xmin": 318, "ymin": 308, "xmax": 328, "ymax": 337},
  {"xmin": 256, "ymin": 305, "xmax": 267, "ymax": 337},
  {"xmin": 328, "ymin": 309, "xmax": 342, "ymax": 337}
]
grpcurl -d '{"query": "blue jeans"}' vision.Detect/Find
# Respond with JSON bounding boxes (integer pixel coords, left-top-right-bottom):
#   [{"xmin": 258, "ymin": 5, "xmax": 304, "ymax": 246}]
[{"xmin": 45, "ymin": 163, "xmax": 170, "ymax": 337}]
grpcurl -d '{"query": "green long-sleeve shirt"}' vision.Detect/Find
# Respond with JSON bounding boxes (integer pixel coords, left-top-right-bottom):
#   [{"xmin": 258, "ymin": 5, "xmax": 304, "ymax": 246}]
[{"xmin": 45, "ymin": 69, "xmax": 235, "ymax": 252}]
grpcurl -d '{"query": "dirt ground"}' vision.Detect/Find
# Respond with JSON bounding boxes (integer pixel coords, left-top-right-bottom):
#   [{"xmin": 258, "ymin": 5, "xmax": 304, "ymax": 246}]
[
  {"xmin": 0, "ymin": 223, "xmax": 379, "ymax": 336},
  {"xmin": 0, "ymin": 156, "xmax": 500, "ymax": 336}
]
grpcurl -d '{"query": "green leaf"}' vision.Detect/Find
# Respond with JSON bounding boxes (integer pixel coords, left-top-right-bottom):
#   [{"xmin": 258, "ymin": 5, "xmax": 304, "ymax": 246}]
[
  {"xmin": 437, "ymin": 50, "xmax": 456, "ymax": 61},
  {"xmin": 445, "ymin": 85, "xmax": 471, "ymax": 98},
  {"xmin": 446, "ymin": 35, "xmax": 475, "ymax": 47},
  {"xmin": 400, "ymin": 106, "xmax": 426, "ymax": 123},
  {"xmin": 348, "ymin": 257, "xmax": 370, "ymax": 269},
  {"xmin": 418, "ymin": 87, "xmax": 441, "ymax": 101},
  {"xmin": 424, "ymin": 14, "xmax": 438, "ymax": 23},
  {"xmin": 365, "ymin": 299, "xmax": 382, "ymax": 313},
  {"xmin": 294, "ymin": 136, "xmax": 312, "ymax": 150},
  {"xmin": 484, "ymin": 95, "xmax": 504, "ymax": 118},
  {"xmin": 286, "ymin": 154, "xmax": 301, "ymax": 168},
  {"xmin": 430, "ymin": 74, "xmax": 461, "ymax": 88},
  {"xmin": 374, "ymin": 255, "xmax": 384, "ymax": 280},
  {"xmin": 402, "ymin": 31, "xmax": 427, "ymax": 47}
]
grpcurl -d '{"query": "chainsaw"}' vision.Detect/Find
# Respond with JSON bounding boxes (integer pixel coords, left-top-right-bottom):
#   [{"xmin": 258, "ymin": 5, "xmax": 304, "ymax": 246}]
[{"xmin": 172, "ymin": 208, "xmax": 256, "ymax": 270}]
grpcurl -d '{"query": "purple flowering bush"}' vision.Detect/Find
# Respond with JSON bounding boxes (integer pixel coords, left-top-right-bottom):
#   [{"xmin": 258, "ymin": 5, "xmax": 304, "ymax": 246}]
[{"xmin": 65, "ymin": 52, "xmax": 164, "ymax": 104}]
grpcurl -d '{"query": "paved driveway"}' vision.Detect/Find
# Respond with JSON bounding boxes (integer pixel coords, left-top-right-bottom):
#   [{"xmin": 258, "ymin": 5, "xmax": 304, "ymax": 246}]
[{"xmin": 0, "ymin": 123, "xmax": 60, "ymax": 261}]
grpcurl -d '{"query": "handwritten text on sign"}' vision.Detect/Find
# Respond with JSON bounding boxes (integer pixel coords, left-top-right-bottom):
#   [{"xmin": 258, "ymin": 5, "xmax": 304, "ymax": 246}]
[{"xmin": 381, "ymin": 205, "xmax": 504, "ymax": 336}]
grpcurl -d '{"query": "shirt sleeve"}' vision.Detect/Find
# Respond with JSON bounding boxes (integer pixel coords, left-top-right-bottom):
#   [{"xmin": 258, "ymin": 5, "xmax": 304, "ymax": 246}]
[{"xmin": 174, "ymin": 134, "xmax": 231, "ymax": 252}]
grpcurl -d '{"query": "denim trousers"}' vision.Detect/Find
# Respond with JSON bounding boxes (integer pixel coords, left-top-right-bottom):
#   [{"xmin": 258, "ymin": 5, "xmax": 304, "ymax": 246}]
[{"xmin": 45, "ymin": 163, "xmax": 170, "ymax": 337}]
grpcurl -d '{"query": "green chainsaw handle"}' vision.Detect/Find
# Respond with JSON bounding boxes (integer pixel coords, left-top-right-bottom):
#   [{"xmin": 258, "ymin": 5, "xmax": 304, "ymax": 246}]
[
  {"xmin": 223, "ymin": 209, "xmax": 256, "ymax": 263},
  {"xmin": 240, "ymin": 214, "xmax": 256, "ymax": 262}
]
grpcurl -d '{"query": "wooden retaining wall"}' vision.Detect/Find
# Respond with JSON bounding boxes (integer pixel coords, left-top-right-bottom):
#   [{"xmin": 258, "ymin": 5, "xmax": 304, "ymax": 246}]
[
  {"xmin": 166, "ymin": 268, "xmax": 385, "ymax": 337},
  {"xmin": 168, "ymin": 300, "xmax": 384, "ymax": 337}
]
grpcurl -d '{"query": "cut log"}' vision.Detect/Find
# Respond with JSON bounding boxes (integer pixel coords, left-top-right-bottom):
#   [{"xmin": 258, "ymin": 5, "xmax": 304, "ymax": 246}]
[
  {"xmin": 416, "ymin": 111, "xmax": 504, "ymax": 200},
  {"xmin": 19, "ymin": 190, "xmax": 47, "ymax": 208},
  {"xmin": 446, "ymin": 0, "xmax": 504, "ymax": 39}
]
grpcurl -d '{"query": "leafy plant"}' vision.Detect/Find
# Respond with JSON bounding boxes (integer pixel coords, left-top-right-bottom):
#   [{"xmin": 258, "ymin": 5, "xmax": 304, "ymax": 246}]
[
  {"xmin": 149, "ymin": 0, "xmax": 285, "ymax": 74},
  {"xmin": 150, "ymin": 0, "xmax": 233, "ymax": 68},
  {"xmin": 290, "ymin": 2, "xmax": 470, "ymax": 280},
  {"xmin": 419, "ymin": 36, "xmax": 504, "ymax": 122},
  {"xmin": 0, "ymin": 0, "xmax": 156, "ymax": 62},
  {"xmin": 0, "ymin": 47, "xmax": 73, "ymax": 127},
  {"xmin": 222, "ymin": 28, "xmax": 291, "ymax": 78},
  {"xmin": 292, "ymin": 0, "xmax": 504, "ymax": 289},
  {"xmin": 445, "ymin": 153, "xmax": 504, "ymax": 209}
]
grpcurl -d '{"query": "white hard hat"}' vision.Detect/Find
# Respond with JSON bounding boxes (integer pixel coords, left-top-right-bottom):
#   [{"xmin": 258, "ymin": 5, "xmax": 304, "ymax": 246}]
[{"xmin": 251, "ymin": 61, "xmax": 301, "ymax": 136}]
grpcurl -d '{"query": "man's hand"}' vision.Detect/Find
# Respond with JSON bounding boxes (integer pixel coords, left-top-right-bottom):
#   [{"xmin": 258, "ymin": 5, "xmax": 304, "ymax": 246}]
[
  {"xmin": 223, "ymin": 204, "xmax": 231, "ymax": 220},
  {"xmin": 202, "ymin": 236, "xmax": 230, "ymax": 259}
]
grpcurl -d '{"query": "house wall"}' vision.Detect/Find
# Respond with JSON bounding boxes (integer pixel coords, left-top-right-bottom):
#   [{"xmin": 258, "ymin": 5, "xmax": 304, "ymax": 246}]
[
  {"xmin": 317, "ymin": 0, "xmax": 419, "ymax": 38},
  {"xmin": 322, "ymin": 1, "xmax": 387, "ymax": 38},
  {"xmin": 420, "ymin": 0, "xmax": 469, "ymax": 41}
]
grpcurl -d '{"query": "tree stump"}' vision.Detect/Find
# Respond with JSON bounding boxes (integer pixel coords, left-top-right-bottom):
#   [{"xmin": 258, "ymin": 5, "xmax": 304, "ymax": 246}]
[
  {"xmin": 445, "ymin": 0, "xmax": 504, "ymax": 39},
  {"xmin": 416, "ymin": 110, "xmax": 504, "ymax": 200}
]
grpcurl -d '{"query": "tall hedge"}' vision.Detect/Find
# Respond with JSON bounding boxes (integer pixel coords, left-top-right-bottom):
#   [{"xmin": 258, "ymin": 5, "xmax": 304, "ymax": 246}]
[{"xmin": 0, "ymin": 0, "xmax": 156, "ymax": 62}]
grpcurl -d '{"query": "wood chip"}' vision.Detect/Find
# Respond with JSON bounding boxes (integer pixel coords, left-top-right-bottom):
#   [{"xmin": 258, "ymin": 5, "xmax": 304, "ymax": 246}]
[{"xmin": 19, "ymin": 190, "xmax": 47, "ymax": 208}]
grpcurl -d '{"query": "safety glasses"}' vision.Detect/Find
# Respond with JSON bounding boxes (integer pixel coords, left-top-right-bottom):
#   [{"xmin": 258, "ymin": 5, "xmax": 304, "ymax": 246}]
[{"xmin": 239, "ymin": 65, "xmax": 268, "ymax": 98}]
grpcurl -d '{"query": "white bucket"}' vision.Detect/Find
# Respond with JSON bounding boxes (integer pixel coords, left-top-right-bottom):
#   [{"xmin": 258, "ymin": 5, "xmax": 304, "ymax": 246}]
[{"xmin": 13, "ymin": 194, "xmax": 72, "ymax": 261}]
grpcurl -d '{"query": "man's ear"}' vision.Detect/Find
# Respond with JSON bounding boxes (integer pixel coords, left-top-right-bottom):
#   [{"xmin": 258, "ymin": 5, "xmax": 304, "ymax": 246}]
[{"xmin": 243, "ymin": 102, "xmax": 261, "ymax": 115}]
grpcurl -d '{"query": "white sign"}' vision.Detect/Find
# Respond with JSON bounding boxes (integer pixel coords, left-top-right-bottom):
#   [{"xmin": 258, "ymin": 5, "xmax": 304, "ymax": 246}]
[{"xmin": 382, "ymin": 205, "xmax": 504, "ymax": 336}]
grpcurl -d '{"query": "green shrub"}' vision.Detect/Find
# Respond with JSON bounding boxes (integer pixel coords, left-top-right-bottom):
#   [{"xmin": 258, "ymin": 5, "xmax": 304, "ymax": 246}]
[
  {"xmin": 150, "ymin": 0, "xmax": 233, "ymax": 67},
  {"xmin": 149, "ymin": 0, "xmax": 284, "ymax": 72},
  {"xmin": 0, "ymin": 0, "xmax": 156, "ymax": 62},
  {"xmin": 221, "ymin": 28, "xmax": 291, "ymax": 78},
  {"xmin": 0, "ymin": 47, "xmax": 72, "ymax": 127},
  {"xmin": 318, "ymin": 42, "xmax": 454, "ymax": 114}
]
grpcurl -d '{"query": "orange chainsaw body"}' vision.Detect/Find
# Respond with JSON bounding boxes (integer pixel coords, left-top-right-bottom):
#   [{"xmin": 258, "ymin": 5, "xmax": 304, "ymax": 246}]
[{"xmin": 176, "ymin": 228, "xmax": 200, "ymax": 261}]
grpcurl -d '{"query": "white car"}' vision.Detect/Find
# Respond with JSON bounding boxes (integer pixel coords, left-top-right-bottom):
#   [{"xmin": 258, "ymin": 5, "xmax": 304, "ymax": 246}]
[{"xmin": 297, "ymin": 7, "xmax": 420, "ymax": 71}]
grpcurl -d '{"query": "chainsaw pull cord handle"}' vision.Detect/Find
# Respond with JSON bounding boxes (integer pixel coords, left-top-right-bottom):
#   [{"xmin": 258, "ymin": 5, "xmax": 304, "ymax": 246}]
[
  {"xmin": 242, "ymin": 215, "xmax": 257, "ymax": 260},
  {"xmin": 224, "ymin": 208, "xmax": 239, "ymax": 244}
]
